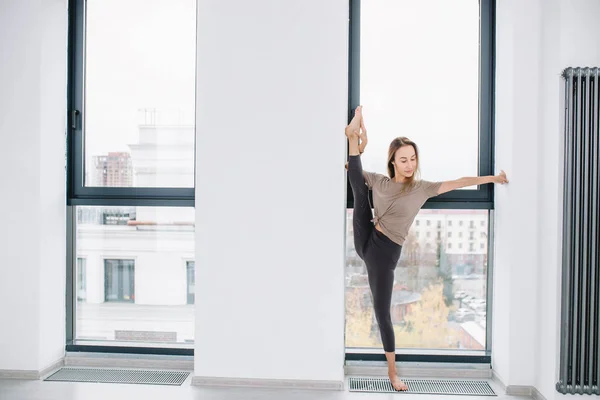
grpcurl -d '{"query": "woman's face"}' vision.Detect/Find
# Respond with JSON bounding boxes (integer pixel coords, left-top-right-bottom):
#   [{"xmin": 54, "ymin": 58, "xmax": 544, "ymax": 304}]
[{"xmin": 393, "ymin": 145, "xmax": 417, "ymax": 179}]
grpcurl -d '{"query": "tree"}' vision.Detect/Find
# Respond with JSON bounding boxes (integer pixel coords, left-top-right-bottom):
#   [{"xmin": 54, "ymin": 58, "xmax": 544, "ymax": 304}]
[
  {"xmin": 436, "ymin": 240, "xmax": 455, "ymax": 306},
  {"xmin": 394, "ymin": 282, "xmax": 458, "ymax": 348},
  {"xmin": 398, "ymin": 232, "xmax": 420, "ymax": 292},
  {"xmin": 345, "ymin": 288, "xmax": 378, "ymax": 348}
]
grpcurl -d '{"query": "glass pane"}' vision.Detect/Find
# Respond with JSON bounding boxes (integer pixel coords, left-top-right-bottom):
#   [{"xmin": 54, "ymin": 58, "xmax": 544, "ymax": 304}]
[
  {"xmin": 345, "ymin": 209, "xmax": 488, "ymax": 351},
  {"xmin": 84, "ymin": 0, "xmax": 196, "ymax": 188},
  {"xmin": 75, "ymin": 206, "xmax": 195, "ymax": 346},
  {"xmin": 359, "ymin": 0, "xmax": 479, "ymax": 184}
]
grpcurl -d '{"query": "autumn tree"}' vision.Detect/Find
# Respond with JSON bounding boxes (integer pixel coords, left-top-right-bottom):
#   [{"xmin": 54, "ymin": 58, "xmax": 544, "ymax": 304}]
[
  {"xmin": 345, "ymin": 288, "xmax": 378, "ymax": 348},
  {"xmin": 394, "ymin": 282, "xmax": 458, "ymax": 348},
  {"xmin": 436, "ymin": 239, "xmax": 455, "ymax": 306}
]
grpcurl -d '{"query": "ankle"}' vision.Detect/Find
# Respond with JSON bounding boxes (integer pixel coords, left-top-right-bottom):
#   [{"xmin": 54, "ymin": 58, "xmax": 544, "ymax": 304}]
[{"xmin": 348, "ymin": 139, "xmax": 360, "ymax": 156}]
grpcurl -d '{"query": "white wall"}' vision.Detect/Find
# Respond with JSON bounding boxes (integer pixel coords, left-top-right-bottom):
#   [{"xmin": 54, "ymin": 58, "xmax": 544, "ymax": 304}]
[
  {"xmin": 3, "ymin": 0, "xmax": 598, "ymax": 390},
  {"xmin": 194, "ymin": 0, "xmax": 348, "ymax": 383},
  {"xmin": 495, "ymin": 0, "xmax": 600, "ymax": 398},
  {"xmin": 493, "ymin": 0, "xmax": 542, "ymax": 386},
  {"xmin": 0, "ymin": 0, "xmax": 68, "ymax": 371},
  {"xmin": 537, "ymin": 1, "xmax": 600, "ymax": 399}
]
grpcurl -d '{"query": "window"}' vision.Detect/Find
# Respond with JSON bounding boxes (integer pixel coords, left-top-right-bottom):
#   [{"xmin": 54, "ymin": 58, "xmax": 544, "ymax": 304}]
[
  {"xmin": 347, "ymin": 0, "xmax": 494, "ymax": 208},
  {"xmin": 470, "ymin": 231, "xmax": 475, "ymax": 240},
  {"xmin": 459, "ymin": 232, "xmax": 463, "ymax": 238},
  {"xmin": 448, "ymin": 232, "xmax": 452, "ymax": 238},
  {"xmin": 469, "ymin": 243, "xmax": 475, "ymax": 252},
  {"xmin": 426, "ymin": 232, "xmax": 431, "ymax": 238},
  {"xmin": 74, "ymin": 206, "xmax": 195, "ymax": 345},
  {"xmin": 426, "ymin": 220, "xmax": 431, "ymax": 227},
  {"xmin": 72, "ymin": 0, "xmax": 196, "ymax": 190},
  {"xmin": 458, "ymin": 243, "xmax": 463, "ymax": 249},
  {"xmin": 104, "ymin": 259, "xmax": 135, "ymax": 303},
  {"xmin": 346, "ymin": 0, "xmax": 493, "ymax": 359},
  {"xmin": 186, "ymin": 261, "xmax": 195, "ymax": 305},
  {"xmin": 102, "ymin": 209, "xmax": 134, "ymax": 225},
  {"xmin": 470, "ymin": 220, "xmax": 475, "ymax": 228},
  {"xmin": 480, "ymin": 243, "xmax": 485, "ymax": 249},
  {"xmin": 416, "ymin": 220, "xmax": 420, "ymax": 226},
  {"xmin": 67, "ymin": 0, "xmax": 196, "ymax": 351},
  {"xmin": 349, "ymin": 0, "xmax": 493, "ymax": 201},
  {"xmin": 346, "ymin": 210, "xmax": 490, "ymax": 352},
  {"xmin": 77, "ymin": 258, "xmax": 87, "ymax": 302}
]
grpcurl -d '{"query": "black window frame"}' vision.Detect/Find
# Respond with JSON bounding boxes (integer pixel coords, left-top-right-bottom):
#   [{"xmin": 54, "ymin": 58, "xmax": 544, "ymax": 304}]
[
  {"xmin": 346, "ymin": 0, "xmax": 495, "ymax": 364},
  {"xmin": 347, "ymin": 0, "xmax": 495, "ymax": 211},
  {"xmin": 65, "ymin": 0, "xmax": 195, "ymax": 356},
  {"xmin": 67, "ymin": 0, "xmax": 195, "ymax": 208}
]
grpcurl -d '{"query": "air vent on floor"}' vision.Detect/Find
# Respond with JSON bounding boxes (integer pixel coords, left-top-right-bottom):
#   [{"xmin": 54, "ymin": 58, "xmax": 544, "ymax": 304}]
[
  {"xmin": 44, "ymin": 367, "xmax": 189, "ymax": 386},
  {"xmin": 348, "ymin": 377, "xmax": 496, "ymax": 395}
]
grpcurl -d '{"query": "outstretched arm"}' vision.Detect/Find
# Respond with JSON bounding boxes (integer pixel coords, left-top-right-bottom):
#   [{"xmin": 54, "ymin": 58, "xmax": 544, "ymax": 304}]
[{"xmin": 437, "ymin": 171, "xmax": 508, "ymax": 195}]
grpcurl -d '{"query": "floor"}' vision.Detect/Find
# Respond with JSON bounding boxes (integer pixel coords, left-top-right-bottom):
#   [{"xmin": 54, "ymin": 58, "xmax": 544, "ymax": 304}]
[{"xmin": 0, "ymin": 376, "xmax": 532, "ymax": 400}]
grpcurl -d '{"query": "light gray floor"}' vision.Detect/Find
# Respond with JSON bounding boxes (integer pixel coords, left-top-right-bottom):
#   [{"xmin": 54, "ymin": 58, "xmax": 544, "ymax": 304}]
[{"xmin": 0, "ymin": 376, "xmax": 532, "ymax": 400}]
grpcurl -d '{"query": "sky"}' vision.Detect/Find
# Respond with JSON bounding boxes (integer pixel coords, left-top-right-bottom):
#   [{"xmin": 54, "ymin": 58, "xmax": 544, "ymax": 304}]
[
  {"xmin": 83, "ymin": 0, "xmax": 479, "ymax": 185},
  {"xmin": 359, "ymin": 0, "xmax": 480, "ymax": 183},
  {"xmin": 84, "ymin": 0, "xmax": 196, "ymax": 180}
]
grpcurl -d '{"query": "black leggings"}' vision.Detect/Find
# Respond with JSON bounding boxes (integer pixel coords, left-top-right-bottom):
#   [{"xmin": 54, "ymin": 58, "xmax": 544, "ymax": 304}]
[{"xmin": 348, "ymin": 155, "xmax": 402, "ymax": 353}]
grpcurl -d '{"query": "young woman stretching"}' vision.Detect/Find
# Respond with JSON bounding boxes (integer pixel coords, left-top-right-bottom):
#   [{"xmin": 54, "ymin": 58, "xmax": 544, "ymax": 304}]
[{"xmin": 346, "ymin": 106, "xmax": 508, "ymax": 391}]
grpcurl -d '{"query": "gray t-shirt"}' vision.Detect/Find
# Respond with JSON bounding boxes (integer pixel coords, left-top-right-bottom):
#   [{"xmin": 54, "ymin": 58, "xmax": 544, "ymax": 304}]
[{"xmin": 363, "ymin": 171, "xmax": 442, "ymax": 246}]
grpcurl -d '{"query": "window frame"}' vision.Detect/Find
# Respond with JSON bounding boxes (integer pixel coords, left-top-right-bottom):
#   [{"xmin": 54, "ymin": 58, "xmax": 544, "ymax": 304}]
[
  {"xmin": 67, "ymin": 0, "xmax": 195, "ymax": 208},
  {"xmin": 347, "ymin": 0, "xmax": 495, "ymax": 210},
  {"xmin": 346, "ymin": 0, "xmax": 495, "ymax": 363},
  {"xmin": 65, "ymin": 0, "xmax": 196, "ymax": 355}
]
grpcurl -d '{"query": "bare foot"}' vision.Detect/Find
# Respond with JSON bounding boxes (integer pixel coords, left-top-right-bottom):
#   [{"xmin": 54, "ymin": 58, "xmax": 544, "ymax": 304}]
[
  {"xmin": 389, "ymin": 373, "xmax": 408, "ymax": 391},
  {"xmin": 358, "ymin": 114, "xmax": 368, "ymax": 153},
  {"xmin": 345, "ymin": 106, "xmax": 362, "ymax": 140}
]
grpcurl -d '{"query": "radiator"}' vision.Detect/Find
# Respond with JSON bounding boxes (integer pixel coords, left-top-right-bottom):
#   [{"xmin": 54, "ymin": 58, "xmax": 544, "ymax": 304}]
[{"xmin": 558, "ymin": 67, "xmax": 600, "ymax": 395}]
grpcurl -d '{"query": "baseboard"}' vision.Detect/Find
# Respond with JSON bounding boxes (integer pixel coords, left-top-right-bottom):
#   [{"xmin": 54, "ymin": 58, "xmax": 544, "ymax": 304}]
[
  {"xmin": 0, "ymin": 357, "xmax": 64, "ymax": 380},
  {"xmin": 345, "ymin": 362, "xmax": 492, "ymax": 379},
  {"xmin": 505, "ymin": 385, "xmax": 535, "ymax": 396},
  {"xmin": 0, "ymin": 369, "xmax": 40, "ymax": 380},
  {"xmin": 491, "ymin": 370, "xmax": 507, "ymax": 392},
  {"xmin": 492, "ymin": 371, "xmax": 547, "ymax": 400},
  {"xmin": 531, "ymin": 386, "xmax": 547, "ymax": 400},
  {"xmin": 192, "ymin": 375, "xmax": 344, "ymax": 391},
  {"xmin": 64, "ymin": 352, "xmax": 193, "ymax": 371},
  {"xmin": 38, "ymin": 358, "xmax": 65, "ymax": 379}
]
